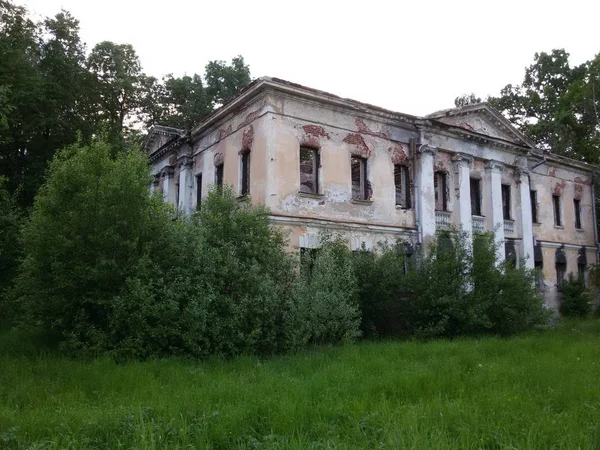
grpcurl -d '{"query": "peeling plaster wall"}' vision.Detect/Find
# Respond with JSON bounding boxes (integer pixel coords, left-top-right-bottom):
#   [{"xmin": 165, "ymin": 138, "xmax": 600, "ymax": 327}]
[{"xmin": 262, "ymin": 93, "xmax": 418, "ymax": 250}]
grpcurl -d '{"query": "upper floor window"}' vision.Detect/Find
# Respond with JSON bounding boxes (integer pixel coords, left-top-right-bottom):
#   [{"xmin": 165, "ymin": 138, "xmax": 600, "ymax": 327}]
[
  {"xmin": 434, "ymin": 171, "xmax": 448, "ymax": 211},
  {"xmin": 300, "ymin": 147, "xmax": 319, "ymax": 194},
  {"xmin": 215, "ymin": 163, "xmax": 224, "ymax": 188},
  {"xmin": 530, "ymin": 189, "xmax": 538, "ymax": 223},
  {"xmin": 470, "ymin": 178, "xmax": 482, "ymax": 216},
  {"xmin": 394, "ymin": 165, "xmax": 411, "ymax": 209},
  {"xmin": 351, "ymin": 156, "xmax": 368, "ymax": 201},
  {"xmin": 501, "ymin": 184, "xmax": 511, "ymax": 220},
  {"xmin": 553, "ymin": 195, "xmax": 562, "ymax": 226},
  {"xmin": 240, "ymin": 151, "xmax": 250, "ymax": 196},
  {"xmin": 196, "ymin": 173, "xmax": 202, "ymax": 210},
  {"xmin": 574, "ymin": 199, "xmax": 582, "ymax": 229}
]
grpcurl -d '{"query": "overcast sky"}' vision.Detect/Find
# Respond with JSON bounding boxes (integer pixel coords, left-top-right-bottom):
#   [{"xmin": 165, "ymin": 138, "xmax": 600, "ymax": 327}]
[{"xmin": 17, "ymin": 0, "xmax": 600, "ymax": 116}]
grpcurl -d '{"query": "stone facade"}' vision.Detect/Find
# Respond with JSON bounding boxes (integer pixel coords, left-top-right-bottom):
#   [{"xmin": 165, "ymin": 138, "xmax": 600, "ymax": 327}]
[{"xmin": 144, "ymin": 77, "xmax": 598, "ymax": 309}]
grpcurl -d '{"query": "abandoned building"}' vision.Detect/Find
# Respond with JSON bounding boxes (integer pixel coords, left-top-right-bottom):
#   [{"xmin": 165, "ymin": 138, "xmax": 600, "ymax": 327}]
[{"xmin": 144, "ymin": 77, "xmax": 598, "ymax": 309}]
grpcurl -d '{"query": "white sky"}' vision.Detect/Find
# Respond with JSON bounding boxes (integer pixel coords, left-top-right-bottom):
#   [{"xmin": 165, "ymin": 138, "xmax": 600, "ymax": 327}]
[{"xmin": 17, "ymin": 0, "xmax": 600, "ymax": 116}]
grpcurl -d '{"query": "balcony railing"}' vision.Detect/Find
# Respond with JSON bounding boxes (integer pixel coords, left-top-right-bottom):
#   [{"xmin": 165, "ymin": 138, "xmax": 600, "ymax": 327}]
[
  {"xmin": 504, "ymin": 219, "xmax": 515, "ymax": 236},
  {"xmin": 472, "ymin": 215, "xmax": 485, "ymax": 232},
  {"xmin": 436, "ymin": 210, "xmax": 452, "ymax": 229}
]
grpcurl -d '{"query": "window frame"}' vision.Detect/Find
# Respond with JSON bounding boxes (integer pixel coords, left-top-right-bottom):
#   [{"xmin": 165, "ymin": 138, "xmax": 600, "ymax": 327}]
[
  {"xmin": 215, "ymin": 163, "xmax": 224, "ymax": 189},
  {"xmin": 530, "ymin": 189, "xmax": 538, "ymax": 223},
  {"xmin": 470, "ymin": 178, "xmax": 482, "ymax": 216},
  {"xmin": 553, "ymin": 195, "xmax": 562, "ymax": 226},
  {"xmin": 434, "ymin": 171, "xmax": 448, "ymax": 212},
  {"xmin": 240, "ymin": 150, "xmax": 250, "ymax": 197},
  {"xmin": 351, "ymin": 156, "xmax": 369, "ymax": 201},
  {"xmin": 574, "ymin": 198, "xmax": 582, "ymax": 229},
  {"xmin": 394, "ymin": 164, "xmax": 411, "ymax": 209},
  {"xmin": 501, "ymin": 184, "xmax": 511, "ymax": 220},
  {"xmin": 299, "ymin": 147, "xmax": 320, "ymax": 194},
  {"xmin": 195, "ymin": 173, "xmax": 202, "ymax": 210}
]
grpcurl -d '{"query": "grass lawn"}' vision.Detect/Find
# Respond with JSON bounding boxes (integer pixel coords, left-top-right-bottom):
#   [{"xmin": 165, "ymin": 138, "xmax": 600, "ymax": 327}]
[{"xmin": 1, "ymin": 320, "xmax": 599, "ymax": 449}]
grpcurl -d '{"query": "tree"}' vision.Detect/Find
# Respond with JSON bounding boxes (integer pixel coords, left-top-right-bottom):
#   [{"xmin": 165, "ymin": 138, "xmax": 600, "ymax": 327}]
[
  {"xmin": 488, "ymin": 49, "xmax": 600, "ymax": 163},
  {"xmin": 15, "ymin": 139, "xmax": 175, "ymax": 350},
  {"xmin": 87, "ymin": 41, "xmax": 143, "ymax": 137},
  {"xmin": 454, "ymin": 93, "xmax": 482, "ymax": 107},
  {"xmin": 205, "ymin": 55, "xmax": 252, "ymax": 108}
]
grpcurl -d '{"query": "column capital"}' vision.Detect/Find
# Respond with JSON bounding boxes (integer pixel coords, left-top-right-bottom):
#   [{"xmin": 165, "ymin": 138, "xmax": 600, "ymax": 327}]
[
  {"xmin": 484, "ymin": 159, "xmax": 504, "ymax": 172},
  {"xmin": 177, "ymin": 155, "xmax": 193, "ymax": 169},
  {"xmin": 161, "ymin": 165, "xmax": 175, "ymax": 178},
  {"xmin": 452, "ymin": 152, "xmax": 473, "ymax": 169},
  {"xmin": 418, "ymin": 144, "xmax": 437, "ymax": 157}
]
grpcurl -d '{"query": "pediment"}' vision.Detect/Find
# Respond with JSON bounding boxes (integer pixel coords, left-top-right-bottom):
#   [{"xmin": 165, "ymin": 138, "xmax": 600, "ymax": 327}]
[
  {"xmin": 427, "ymin": 104, "xmax": 534, "ymax": 148},
  {"xmin": 143, "ymin": 125, "xmax": 185, "ymax": 156}
]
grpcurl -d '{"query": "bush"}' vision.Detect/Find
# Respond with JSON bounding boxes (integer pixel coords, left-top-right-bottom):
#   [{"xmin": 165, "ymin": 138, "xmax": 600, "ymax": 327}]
[
  {"xmin": 0, "ymin": 177, "xmax": 24, "ymax": 328},
  {"xmin": 286, "ymin": 236, "xmax": 361, "ymax": 350},
  {"xmin": 14, "ymin": 140, "xmax": 176, "ymax": 354},
  {"xmin": 353, "ymin": 230, "xmax": 548, "ymax": 339},
  {"xmin": 560, "ymin": 274, "xmax": 592, "ymax": 317}
]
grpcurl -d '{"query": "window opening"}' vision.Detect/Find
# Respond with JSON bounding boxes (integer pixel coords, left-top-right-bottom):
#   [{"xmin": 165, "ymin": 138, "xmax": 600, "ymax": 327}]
[{"xmin": 299, "ymin": 147, "xmax": 319, "ymax": 194}]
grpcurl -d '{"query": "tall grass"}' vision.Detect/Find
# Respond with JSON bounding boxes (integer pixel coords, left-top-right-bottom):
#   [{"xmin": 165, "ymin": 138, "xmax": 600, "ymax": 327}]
[{"xmin": 1, "ymin": 320, "xmax": 600, "ymax": 449}]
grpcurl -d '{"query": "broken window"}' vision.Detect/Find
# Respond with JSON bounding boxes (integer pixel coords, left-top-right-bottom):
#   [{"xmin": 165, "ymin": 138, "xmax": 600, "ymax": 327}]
[
  {"xmin": 530, "ymin": 189, "xmax": 538, "ymax": 223},
  {"xmin": 215, "ymin": 163, "xmax": 224, "ymax": 188},
  {"xmin": 394, "ymin": 165, "xmax": 411, "ymax": 209},
  {"xmin": 578, "ymin": 247, "xmax": 587, "ymax": 284},
  {"xmin": 534, "ymin": 243, "xmax": 544, "ymax": 289},
  {"xmin": 505, "ymin": 241, "xmax": 517, "ymax": 268},
  {"xmin": 299, "ymin": 147, "xmax": 319, "ymax": 194},
  {"xmin": 470, "ymin": 178, "xmax": 482, "ymax": 216},
  {"xmin": 434, "ymin": 171, "xmax": 447, "ymax": 211},
  {"xmin": 553, "ymin": 195, "xmax": 562, "ymax": 226},
  {"xmin": 196, "ymin": 173, "xmax": 202, "ymax": 210},
  {"xmin": 240, "ymin": 151, "xmax": 250, "ymax": 196},
  {"xmin": 351, "ymin": 156, "xmax": 368, "ymax": 201},
  {"xmin": 555, "ymin": 247, "xmax": 567, "ymax": 290},
  {"xmin": 501, "ymin": 184, "xmax": 511, "ymax": 220},
  {"xmin": 574, "ymin": 198, "xmax": 582, "ymax": 229}
]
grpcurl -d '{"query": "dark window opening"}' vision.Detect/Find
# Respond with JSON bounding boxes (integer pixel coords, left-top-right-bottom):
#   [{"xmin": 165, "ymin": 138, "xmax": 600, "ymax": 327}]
[
  {"xmin": 534, "ymin": 243, "xmax": 544, "ymax": 289},
  {"xmin": 240, "ymin": 151, "xmax": 250, "ymax": 196},
  {"xmin": 434, "ymin": 171, "xmax": 448, "ymax": 211},
  {"xmin": 578, "ymin": 247, "xmax": 587, "ymax": 284},
  {"xmin": 351, "ymin": 156, "xmax": 368, "ymax": 201},
  {"xmin": 300, "ymin": 247, "xmax": 319, "ymax": 276},
  {"xmin": 501, "ymin": 184, "xmax": 511, "ymax": 220},
  {"xmin": 196, "ymin": 173, "xmax": 202, "ymax": 210},
  {"xmin": 394, "ymin": 165, "xmax": 411, "ymax": 209},
  {"xmin": 175, "ymin": 182, "xmax": 180, "ymax": 210},
  {"xmin": 556, "ymin": 247, "xmax": 567, "ymax": 290},
  {"xmin": 215, "ymin": 164, "xmax": 224, "ymax": 188},
  {"xmin": 553, "ymin": 195, "xmax": 562, "ymax": 226},
  {"xmin": 530, "ymin": 190, "xmax": 538, "ymax": 223},
  {"xmin": 470, "ymin": 178, "xmax": 482, "ymax": 216},
  {"xmin": 300, "ymin": 147, "xmax": 319, "ymax": 194},
  {"xmin": 574, "ymin": 199, "xmax": 582, "ymax": 229},
  {"xmin": 505, "ymin": 241, "xmax": 517, "ymax": 268}
]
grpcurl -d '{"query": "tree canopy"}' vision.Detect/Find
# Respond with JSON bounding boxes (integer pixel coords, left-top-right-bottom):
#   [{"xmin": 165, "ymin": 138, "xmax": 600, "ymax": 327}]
[
  {"xmin": 487, "ymin": 49, "xmax": 600, "ymax": 163},
  {"xmin": 0, "ymin": 0, "xmax": 252, "ymax": 208}
]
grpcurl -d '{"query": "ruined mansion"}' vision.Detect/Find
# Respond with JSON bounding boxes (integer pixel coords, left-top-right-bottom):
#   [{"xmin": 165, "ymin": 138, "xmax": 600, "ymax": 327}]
[{"xmin": 144, "ymin": 77, "xmax": 598, "ymax": 309}]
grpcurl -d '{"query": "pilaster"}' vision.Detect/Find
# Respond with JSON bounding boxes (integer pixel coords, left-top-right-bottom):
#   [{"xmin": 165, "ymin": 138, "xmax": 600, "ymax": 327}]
[
  {"xmin": 453, "ymin": 153, "xmax": 473, "ymax": 237},
  {"xmin": 418, "ymin": 145, "xmax": 437, "ymax": 248},
  {"xmin": 177, "ymin": 156, "xmax": 194, "ymax": 215},
  {"xmin": 485, "ymin": 160, "xmax": 505, "ymax": 262},
  {"xmin": 517, "ymin": 168, "xmax": 535, "ymax": 268}
]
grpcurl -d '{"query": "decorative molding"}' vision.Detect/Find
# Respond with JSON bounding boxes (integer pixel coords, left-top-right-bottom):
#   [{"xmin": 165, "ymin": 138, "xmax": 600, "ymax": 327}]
[
  {"xmin": 418, "ymin": 144, "xmax": 437, "ymax": 157},
  {"xmin": 484, "ymin": 159, "xmax": 504, "ymax": 172}
]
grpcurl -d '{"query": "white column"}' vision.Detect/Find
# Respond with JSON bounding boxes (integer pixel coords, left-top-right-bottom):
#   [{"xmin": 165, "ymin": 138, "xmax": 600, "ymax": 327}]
[
  {"xmin": 418, "ymin": 146, "xmax": 437, "ymax": 248},
  {"xmin": 453, "ymin": 153, "xmax": 473, "ymax": 238},
  {"xmin": 485, "ymin": 160, "xmax": 505, "ymax": 261},
  {"xmin": 177, "ymin": 157, "xmax": 194, "ymax": 215},
  {"xmin": 518, "ymin": 169, "xmax": 535, "ymax": 269}
]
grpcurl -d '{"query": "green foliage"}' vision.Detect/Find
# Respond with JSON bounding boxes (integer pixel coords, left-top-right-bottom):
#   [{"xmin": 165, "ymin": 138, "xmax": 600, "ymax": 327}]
[
  {"xmin": 286, "ymin": 236, "xmax": 361, "ymax": 350},
  {"xmin": 454, "ymin": 93, "xmax": 482, "ymax": 107},
  {"xmin": 560, "ymin": 274, "xmax": 592, "ymax": 317},
  {"xmin": 354, "ymin": 231, "xmax": 548, "ymax": 339},
  {"xmin": 204, "ymin": 55, "xmax": 252, "ymax": 108},
  {"xmin": 488, "ymin": 49, "xmax": 600, "ymax": 163},
  {"xmin": 0, "ymin": 176, "xmax": 23, "ymax": 327},
  {"xmin": 2, "ymin": 320, "xmax": 600, "ymax": 449},
  {"xmin": 14, "ymin": 139, "xmax": 174, "ymax": 352}
]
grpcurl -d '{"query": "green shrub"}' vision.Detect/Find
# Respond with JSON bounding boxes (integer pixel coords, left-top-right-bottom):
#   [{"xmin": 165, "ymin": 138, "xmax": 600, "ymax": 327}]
[
  {"xmin": 286, "ymin": 236, "xmax": 361, "ymax": 350},
  {"xmin": 354, "ymin": 230, "xmax": 548, "ymax": 339},
  {"xmin": 14, "ymin": 140, "xmax": 176, "ymax": 354},
  {"xmin": 560, "ymin": 274, "xmax": 592, "ymax": 317}
]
